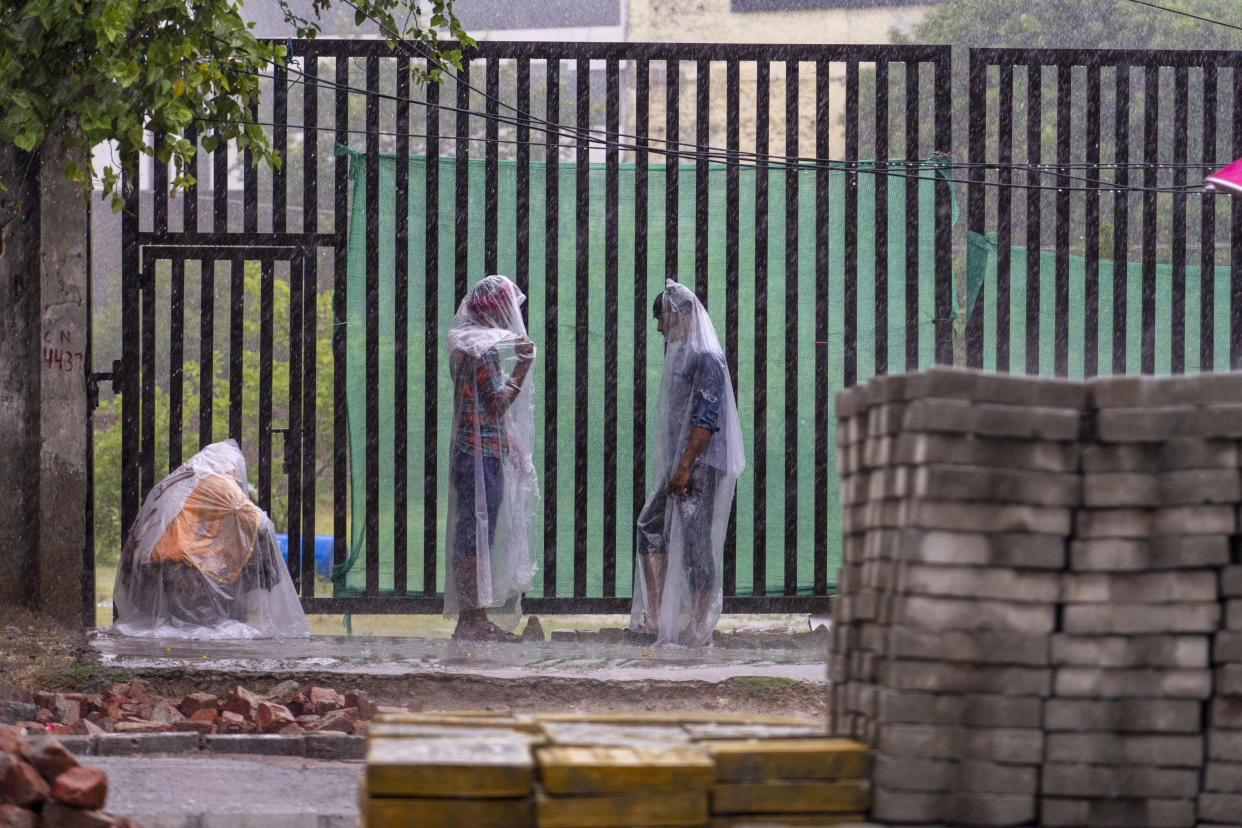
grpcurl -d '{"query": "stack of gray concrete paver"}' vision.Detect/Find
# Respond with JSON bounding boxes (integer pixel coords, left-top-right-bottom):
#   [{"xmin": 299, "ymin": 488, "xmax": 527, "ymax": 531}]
[
  {"xmin": 1043, "ymin": 376, "xmax": 1237, "ymax": 828},
  {"xmin": 1204, "ymin": 563, "xmax": 1242, "ymax": 824},
  {"xmin": 834, "ymin": 369, "xmax": 1085, "ymax": 826}
]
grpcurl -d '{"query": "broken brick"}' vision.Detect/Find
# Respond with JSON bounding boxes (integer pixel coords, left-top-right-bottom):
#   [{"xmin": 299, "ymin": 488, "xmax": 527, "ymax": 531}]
[
  {"xmin": 344, "ymin": 690, "xmax": 377, "ymax": 720},
  {"xmin": 0, "ymin": 804, "xmax": 37, "ymax": 828},
  {"xmin": 172, "ymin": 720, "xmax": 216, "ymax": 735},
  {"xmin": 0, "ymin": 724, "xmax": 29, "ymax": 756},
  {"xmin": 0, "ymin": 753, "xmax": 50, "ymax": 807},
  {"xmin": 309, "ymin": 708, "xmax": 356, "ymax": 733},
  {"xmin": 52, "ymin": 696, "xmax": 82, "ymax": 726},
  {"xmin": 217, "ymin": 711, "xmax": 249, "ymax": 734},
  {"xmin": 256, "ymin": 702, "xmax": 296, "ymax": 734},
  {"xmin": 222, "ymin": 686, "xmax": 263, "ymax": 721},
  {"xmin": 177, "ymin": 693, "xmax": 217, "ymax": 718},
  {"xmin": 50, "ymin": 765, "xmax": 108, "ymax": 810},
  {"xmin": 68, "ymin": 719, "xmax": 105, "ymax": 737},
  {"xmin": 307, "ymin": 687, "xmax": 341, "ymax": 715},
  {"xmin": 39, "ymin": 800, "xmax": 115, "ymax": 828},
  {"xmin": 149, "ymin": 700, "xmax": 184, "ymax": 725},
  {"xmin": 34, "ymin": 709, "xmax": 54, "ymax": 725},
  {"xmin": 23, "ymin": 734, "xmax": 78, "ymax": 782},
  {"xmin": 112, "ymin": 721, "xmax": 169, "ymax": 734}
]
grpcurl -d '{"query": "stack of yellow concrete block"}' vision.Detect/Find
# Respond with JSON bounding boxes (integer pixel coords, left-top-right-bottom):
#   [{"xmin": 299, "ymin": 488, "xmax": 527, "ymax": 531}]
[
  {"xmin": 700, "ymin": 737, "xmax": 871, "ymax": 826},
  {"xmin": 359, "ymin": 711, "xmax": 870, "ymax": 828},
  {"xmin": 360, "ymin": 712, "xmax": 543, "ymax": 828}
]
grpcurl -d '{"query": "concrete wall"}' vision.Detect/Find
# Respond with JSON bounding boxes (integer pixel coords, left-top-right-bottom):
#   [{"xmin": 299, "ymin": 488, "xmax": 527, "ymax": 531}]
[
  {"xmin": 833, "ymin": 368, "xmax": 1242, "ymax": 827},
  {"xmin": 626, "ymin": 0, "xmax": 936, "ymax": 159}
]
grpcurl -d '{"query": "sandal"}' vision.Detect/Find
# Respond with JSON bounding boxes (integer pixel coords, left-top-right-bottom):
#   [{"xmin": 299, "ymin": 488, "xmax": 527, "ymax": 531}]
[{"xmin": 452, "ymin": 621, "xmax": 522, "ymax": 643}]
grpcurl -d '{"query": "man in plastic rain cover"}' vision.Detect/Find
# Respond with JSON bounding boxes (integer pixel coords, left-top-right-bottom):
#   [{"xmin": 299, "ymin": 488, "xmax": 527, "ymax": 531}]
[{"xmin": 630, "ymin": 280, "xmax": 745, "ymax": 647}]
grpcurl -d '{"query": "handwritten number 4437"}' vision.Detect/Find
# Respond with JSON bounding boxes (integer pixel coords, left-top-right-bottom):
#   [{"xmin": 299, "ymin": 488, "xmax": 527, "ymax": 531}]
[{"xmin": 43, "ymin": 330, "xmax": 81, "ymax": 373}]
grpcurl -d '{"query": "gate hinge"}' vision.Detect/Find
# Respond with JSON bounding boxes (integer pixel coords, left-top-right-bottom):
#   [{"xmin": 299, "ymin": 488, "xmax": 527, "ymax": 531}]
[{"xmin": 87, "ymin": 359, "xmax": 121, "ymax": 411}]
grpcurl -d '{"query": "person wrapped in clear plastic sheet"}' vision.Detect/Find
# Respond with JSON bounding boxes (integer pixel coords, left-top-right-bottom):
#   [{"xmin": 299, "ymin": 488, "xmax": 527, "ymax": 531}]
[
  {"xmin": 111, "ymin": 439, "xmax": 310, "ymax": 639},
  {"xmin": 630, "ymin": 280, "xmax": 745, "ymax": 647},
  {"xmin": 444, "ymin": 275, "xmax": 540, "ymax": 642}
]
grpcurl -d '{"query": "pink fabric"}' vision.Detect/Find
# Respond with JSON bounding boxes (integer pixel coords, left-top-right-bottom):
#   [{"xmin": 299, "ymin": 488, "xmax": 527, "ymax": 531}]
[{"xmin": 1205, "ymin": 157, "xmax": 1242, "ymax": 196}]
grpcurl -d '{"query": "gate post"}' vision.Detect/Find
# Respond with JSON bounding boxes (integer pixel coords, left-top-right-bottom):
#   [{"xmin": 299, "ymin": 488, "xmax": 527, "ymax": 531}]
[
  {"xmin": 0, "ymin": 137, "xmax": 90, "ymax": 628},
  {"xmin": 38, "ymin": 136, "xmax": 90, "ymax": 628}
]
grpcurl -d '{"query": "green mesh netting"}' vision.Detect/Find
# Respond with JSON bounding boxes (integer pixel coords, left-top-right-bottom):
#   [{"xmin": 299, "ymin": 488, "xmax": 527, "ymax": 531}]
[
  {"xmin": 332, "ymin": 146, "xmax": 945, "ymax": 600},
  {"xmin": 968, "ymin": 233, "xmax": 1235, "ymax": 376}
]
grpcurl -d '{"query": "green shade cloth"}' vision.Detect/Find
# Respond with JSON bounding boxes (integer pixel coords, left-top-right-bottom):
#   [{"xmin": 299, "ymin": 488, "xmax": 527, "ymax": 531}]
[{"xmin": 332, "ymin": 146, "xmax": 947, "ymax": 600}]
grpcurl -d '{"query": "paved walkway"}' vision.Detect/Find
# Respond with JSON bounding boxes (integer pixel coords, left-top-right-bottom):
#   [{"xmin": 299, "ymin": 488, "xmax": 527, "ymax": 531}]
[{"xmin": 90, "ymin": 630, "xmax": 829, "ymax": 684}]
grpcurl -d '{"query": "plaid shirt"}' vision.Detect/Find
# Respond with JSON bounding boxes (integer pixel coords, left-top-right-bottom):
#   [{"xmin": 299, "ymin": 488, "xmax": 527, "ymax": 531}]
[{"xmin": 451, "ymin": 348, "xmax": 509, "ymax": 459}]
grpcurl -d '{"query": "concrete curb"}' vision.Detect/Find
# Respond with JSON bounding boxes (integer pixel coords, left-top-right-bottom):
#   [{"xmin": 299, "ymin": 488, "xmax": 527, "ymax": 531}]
[{"xmin": 57, "ymin": 732, "xmax": 365, "ymax": 760}]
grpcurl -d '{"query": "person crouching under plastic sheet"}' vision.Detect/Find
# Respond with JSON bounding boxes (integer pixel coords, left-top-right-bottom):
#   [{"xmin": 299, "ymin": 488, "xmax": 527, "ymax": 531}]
[
  {"xmin": 630, "ymin": 280, "xmax": 745, "ymax": 647},
  {"xmin": 445, "ymin": 275, "xmax": 540, "ymax": 642}
]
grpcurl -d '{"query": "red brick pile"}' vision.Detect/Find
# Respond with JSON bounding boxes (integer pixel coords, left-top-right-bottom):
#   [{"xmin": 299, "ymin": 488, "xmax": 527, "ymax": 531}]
[
  {"xmin": 2, "ymin": 681, "xmax": 393, "ymax": 738},
  {"xmin": 0, "ymin": 723, "xmax": 139, "ymax": 827}
]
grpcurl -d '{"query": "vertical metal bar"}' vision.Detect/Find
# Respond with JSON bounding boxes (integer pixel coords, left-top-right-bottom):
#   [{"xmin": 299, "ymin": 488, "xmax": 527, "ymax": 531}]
[
  {"xmin": 394, "ymin": 55, "xmax": 410, "ymax": 596},
  {"xmin": 873, "ymin": 59, "xmax": 890, "ymax": 376},
  {"xmin": 259, "ymin": 259, "xmax": 273, "ymax": 514},
  {"xmin": 184, "ymin": 125, "xmax": 198, "ymax": 234},
  {"xmin": 153, "ymin": 136, "xmax": 167, "ymax": 235},
  {"xmin": 1085, "ymin": 63, "xmax": 1101, "ymax": 378},
  {"xmin": 843, "ymin": 60, "xmax": 858, "ymax": 387},
  {"xmin": 229, "ymin": 257, "xmax": 244, "ymax": 441},
  {"xmin": 1172, "ymin": 66, "xmax": 1188, "ymax": 374},
  {"xmin": 199, "ymin": 259, "xmax": 214, "ymax": 448},
  {"xmin": 724, "ymin": 58, "xmax": 740, "ymax": 597},
  {"xmin": 633, "ymin": 59, "xmax": 649, "ymax": 568},
  {"xmin": 813, "ymin": 58, "xmax": 830, "ymax": 598},
  {"xmin": 288, "ymin": 252, "xmax": 304, "ymax": 591},
  {"xmin": 424, "ymin": 60, "xmax": 440, "ymax": 595},
  {"xmin": 455, "ymin": 62, "xmax": 470, "ymax": 305},
  {"xmin": 516, "ymin": 58, "xmax": 531, "ymax": 315},
  {"xmin": 121, "ymin": 153, "xmax": 140, "ymax": 538},
  {"xmin": 904, "ymin": 61, "xmax": 920, "ymax": 371},
  {"xmin": 934, "ymin": 51, "xmax": 953, "ymax": 366},
  {"xmin": 214, "ymin": 128, "xmax": 228, "ymax": 236},
  {"xmin": 666, "ymin": 59, "xmax": 680, "ymax": 282},
  {"xmin": 140, "ymin": 256, "xmax": 155, "ymax": 503},
  {"xmin": 574, "ymin": 59, "xmax": 589, "ymax": 598},
  {"xmin": 273, "ymin": 66, "xmax": 287, "ymax": 236},
  {"xmin": 1232, "ymin": 66, "xmax": 1242, "ymax": 369},
  {"xmin": 695, "ymin": 59, "xmax": 709, "ymax": 303},
  {"xmin": 1141, "ymin": 65, "xmax": 1158, "ymax": 375},
  {"xmin": 753, "ymin": 60, "xmax": 769, "ymax": 597},
  {"xmin": 604, "ymin": 57, "xmax": 620, "ymax": 598},
  {"xmin": 1201, "ymin": 64, "xmax": 1217, "ymax": 372},
  {"xmin": 1113, "ymin": 64, "xmax": 1130, "ymax": 375},
  {"xmin": 364, "ymin": 56, "xmax": 380, "ymax": 596},
  {"xmin": 998, "ymin": 63, "xmax": 1013, "ymax": 372},
  {"xmin": 485, "ymin": 57, "xmax": 499, "ymax": 275},
  {"xmin": 333, "ymin": 56, "xmax": 349, "ymax": 573},
  {"xmin": 302, "ymin": 49, "xmax": 319, "ymax": 599},
  {"xmin": 1025, "ymin": 63, "xmax": 1043, "ymax": 375},
  {"xmin": 784, "ymin": 59, "xmax": 799, "ymax": 596},
  {"xmin": 966, "ymin": 52, "xmax": 986, "ymax": 369},
  {"xmin": 544, "ymin": 58, "xmax": 560, "ymax": 597},
  {"xmin": 245, "ymin": 102, "xmax": 258, "ymax": 235},
  {"xmin": 1054, "ymin": 64, "xmax": 1071, "ymax": 377},
  {"xmin": 169, "ymin": 258, "xmax": 185, "ymax": 468}
]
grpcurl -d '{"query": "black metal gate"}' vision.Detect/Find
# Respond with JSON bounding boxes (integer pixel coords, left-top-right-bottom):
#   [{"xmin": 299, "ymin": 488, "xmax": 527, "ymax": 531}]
[{"xmin": 113, "ymin": 38, "xmax": 954, "ymax": 617}]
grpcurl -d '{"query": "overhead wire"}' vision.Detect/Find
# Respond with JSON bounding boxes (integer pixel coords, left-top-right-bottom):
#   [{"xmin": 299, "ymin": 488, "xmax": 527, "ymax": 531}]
[
  {"xmin": 188, "ymin": 2, "xmax": 1237, "ymax": 196},
  {"xmin": 208, "ymin": 61, "xmax": 1223, "ymax": 195}
]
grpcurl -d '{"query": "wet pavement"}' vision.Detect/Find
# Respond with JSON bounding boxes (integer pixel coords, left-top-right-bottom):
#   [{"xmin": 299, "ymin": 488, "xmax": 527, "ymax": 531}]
[
  {"xmin": 85, "ymin": 755, "xmax": 360, "ymax": 828},
  {"xmin": 89, "ymin": 631, "xmax": 829, "ymax": 685}
]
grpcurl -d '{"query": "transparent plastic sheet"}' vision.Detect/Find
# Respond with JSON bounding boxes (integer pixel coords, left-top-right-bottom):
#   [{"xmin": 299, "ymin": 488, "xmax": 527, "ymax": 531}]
[
  {"xmin": 111, "ymin": 440, "xmax": 310, "ymax": 639},
  {"xmin": 630, "ymin": 280, "xmax": 746, "ymax": 647},
  {"xmin": 443, "ymin": 276, "xmax": 540, "ymax": 629}
]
